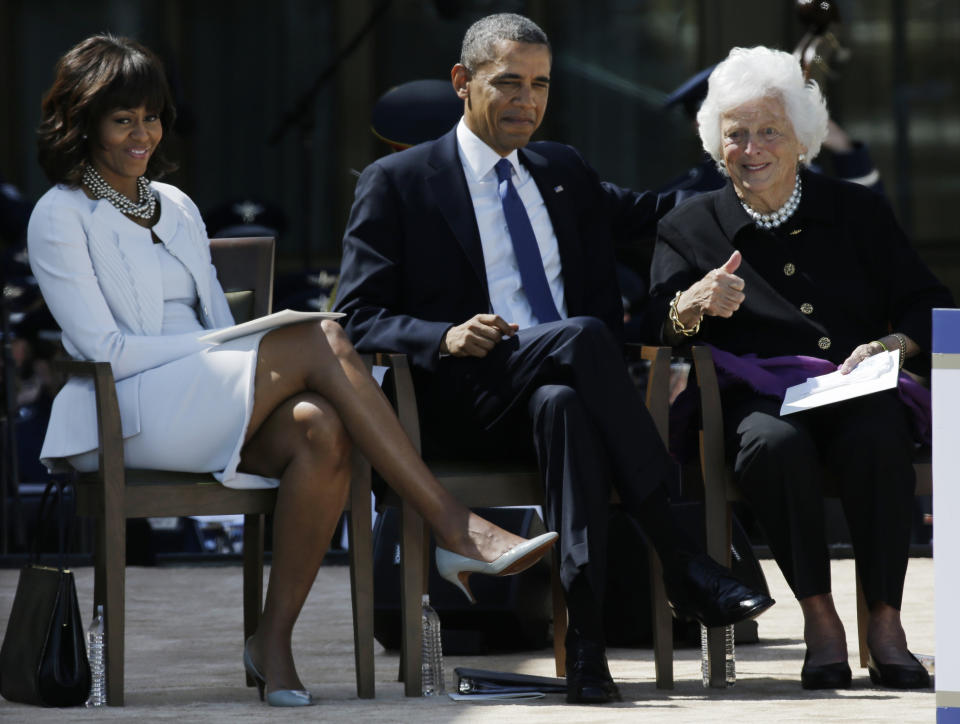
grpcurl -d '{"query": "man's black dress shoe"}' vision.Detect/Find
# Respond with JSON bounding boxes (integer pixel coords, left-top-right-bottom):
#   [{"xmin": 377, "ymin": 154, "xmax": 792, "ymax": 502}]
[
  {"xmin": 867, "ymin": 650, "xmax": 931, "ymax": 689},
  {"xmin": 566, "ymin": 639, "xmax": 622, "ymax": 704},
  {"xmin": 666, "ymin": 554, "xmax": 775, "ymax": 628},
  {"xmin": 800, "ymin": 651, "xmax": 852, "ymax": 689}
]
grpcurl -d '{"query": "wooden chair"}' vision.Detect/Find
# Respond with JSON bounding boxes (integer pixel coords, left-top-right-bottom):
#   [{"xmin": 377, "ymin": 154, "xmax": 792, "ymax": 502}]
[
  {"xmin": 62, "ymin": 236, "xmax": 374, "ymax": 704},
  {"xmin": 688, "ymin": 344, "xmax": 932, "ymax": 683},
  {"xmin": 367, "ymin": 345, "xmax": 676, "ymax": 696}
]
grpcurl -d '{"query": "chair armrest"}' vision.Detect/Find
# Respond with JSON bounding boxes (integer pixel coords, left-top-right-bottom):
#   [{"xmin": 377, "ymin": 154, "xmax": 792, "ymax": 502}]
[{"xmin": 53, "ymin": 359, "xmax": 125, "ymax": 479}]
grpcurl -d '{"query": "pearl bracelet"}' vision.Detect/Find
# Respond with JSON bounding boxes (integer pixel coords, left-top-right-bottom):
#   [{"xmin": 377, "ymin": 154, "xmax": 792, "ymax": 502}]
[{"xmin": 892, "ymin": 333, "xmax": 906, "ymax": 369}]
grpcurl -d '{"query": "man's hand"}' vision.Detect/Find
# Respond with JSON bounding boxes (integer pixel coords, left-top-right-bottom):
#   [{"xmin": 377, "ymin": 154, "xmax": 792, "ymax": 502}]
[
  {"xmin": 677, "ymin": 251, "xmax": 745, "ymax": 322},
  {"xmin": 441, "ymin": 314, "xmax": 519, "ymax": 357}
]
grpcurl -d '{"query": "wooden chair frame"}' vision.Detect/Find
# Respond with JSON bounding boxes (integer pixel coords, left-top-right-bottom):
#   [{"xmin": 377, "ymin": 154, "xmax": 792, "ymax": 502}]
[
  {"xmin": 365, "ymin": 344, "xmax": 676, "ymax": 696},
  {"xmin": 689, "ymin": 344, "xmax": 931, "ymax": 683},
  {"xmin": 61, "ymin": 237, "xmax": 375, "ymax": 704}
]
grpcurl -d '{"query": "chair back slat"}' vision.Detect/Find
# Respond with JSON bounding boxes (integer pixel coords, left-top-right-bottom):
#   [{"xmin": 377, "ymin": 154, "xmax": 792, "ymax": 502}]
[{"xmin": 210, "ymin": 237, "xmax": 275, "ymax": 320}]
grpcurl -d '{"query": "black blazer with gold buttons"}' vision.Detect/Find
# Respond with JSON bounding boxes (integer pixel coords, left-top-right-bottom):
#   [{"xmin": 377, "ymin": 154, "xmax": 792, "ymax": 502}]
[{"xmin": 648, "ymin": 170, "xmax": 952, "ymax": 371}]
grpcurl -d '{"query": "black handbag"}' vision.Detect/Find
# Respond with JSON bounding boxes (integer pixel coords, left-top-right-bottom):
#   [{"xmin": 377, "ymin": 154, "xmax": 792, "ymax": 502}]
[{"xmin": 0, "ymin": 480, "xmax": 91, "ymax": 707}]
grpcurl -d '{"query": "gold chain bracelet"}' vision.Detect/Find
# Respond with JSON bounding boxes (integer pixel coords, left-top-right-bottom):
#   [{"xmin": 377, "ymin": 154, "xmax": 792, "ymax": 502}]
[{"xmin": 668, "ymin": 290, "xmax": 701, "ymax": 337}]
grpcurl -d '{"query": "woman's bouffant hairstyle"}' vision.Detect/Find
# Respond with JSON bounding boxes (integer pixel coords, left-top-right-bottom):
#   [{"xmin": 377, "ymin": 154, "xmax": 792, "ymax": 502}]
[
  {"xmin": 37, "ymin": 34, "xmax": 177, "ymax": 186},
  {"xmin": 697, "ymin": 46, "xmax": 829, "ymax": 175}
]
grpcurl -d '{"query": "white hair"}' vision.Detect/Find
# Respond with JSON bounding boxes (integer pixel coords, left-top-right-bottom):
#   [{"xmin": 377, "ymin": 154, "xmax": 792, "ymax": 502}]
[{"xmin": 696, "ymin": 46, "xmax": 829, "ymax": 174}]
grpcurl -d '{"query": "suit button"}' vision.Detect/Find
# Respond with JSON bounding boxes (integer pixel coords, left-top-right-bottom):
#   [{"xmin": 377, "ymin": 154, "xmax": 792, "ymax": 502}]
[
  {"xmin": 784, "ymin": 262, "xmax": 796, "ymax": 276},
  {"xmin": 800, "ymin": 302, "xmax": 813, "ymax": 315},
  {"xmin": 818, "ymin": 336, "xmax": 831, "ymax": 350}
]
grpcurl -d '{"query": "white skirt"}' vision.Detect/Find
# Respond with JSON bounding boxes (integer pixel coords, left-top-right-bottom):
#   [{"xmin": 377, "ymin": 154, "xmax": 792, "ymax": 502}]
[{"xmin": 67, "ymin": 331, "xmax": 278, "ymax": 489}]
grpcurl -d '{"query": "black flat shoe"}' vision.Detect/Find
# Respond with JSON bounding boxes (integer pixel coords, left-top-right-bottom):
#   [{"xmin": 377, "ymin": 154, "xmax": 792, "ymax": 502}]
[
  {"xmin": 666, "ymin": 553, "xmax": 775, "ymax": 628},
  {"xmin": 867, "ymin": 650, "xmax": 931, "ymax": 689},
  {"xmin": 566, "ymin": 639, "xmax": 622, "ymax": 704},
  {"xmin": 800, "ymin": 650, "xmax": 852, "ymax": 690}
]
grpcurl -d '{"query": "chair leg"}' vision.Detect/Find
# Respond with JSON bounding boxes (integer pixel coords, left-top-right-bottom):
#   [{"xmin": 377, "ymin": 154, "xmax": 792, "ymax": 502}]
[
  {"xmin": 348, "ymin": 452, "xmax": 375, "ymax": 699},
  {"xmin": 399, "ymin": 500, "xmax": 426, "ymax": 696},
  {"xmin": 648, "ymin": 550, "xmax": 674, "ymax": 689},
  {"xmin": 550, "ymin": 548, "xmax": 567, "ymax": 677},
  {"xmin": 101, "ymin": 512, "xmax": 125, "ymax": 705},
  {"xmin": 242, "ymin": 513, "xmax": 265, "ymax": 687},
  {"xmin": 855, "ymin": 565, "xmax": 870, "ymax": 668}
]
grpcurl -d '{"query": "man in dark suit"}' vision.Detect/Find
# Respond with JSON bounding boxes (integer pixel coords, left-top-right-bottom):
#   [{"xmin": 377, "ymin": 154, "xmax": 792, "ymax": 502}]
[{"xmin": 335, "ymin": 13, "xmax": 772, "ymax": 703}]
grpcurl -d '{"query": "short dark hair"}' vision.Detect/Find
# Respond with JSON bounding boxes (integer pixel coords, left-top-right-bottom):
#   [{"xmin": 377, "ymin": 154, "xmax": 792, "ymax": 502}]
[
  {"xmin": 460, "ymin": 13, "xmax": 550, "ymax": 72},
  {"xmin": 37, "ymin": 34, "xmax": 177, "ymax": 186}
]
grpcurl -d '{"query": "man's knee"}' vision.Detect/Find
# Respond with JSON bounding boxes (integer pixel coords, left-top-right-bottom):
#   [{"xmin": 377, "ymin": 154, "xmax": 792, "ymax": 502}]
[
  {"xmin": 566, "ymin": 316, "xmax": 617, "ymax": 346},
  {"xmin": 529, "ymin": 384, "xmax": 582, "ymax": 420}
]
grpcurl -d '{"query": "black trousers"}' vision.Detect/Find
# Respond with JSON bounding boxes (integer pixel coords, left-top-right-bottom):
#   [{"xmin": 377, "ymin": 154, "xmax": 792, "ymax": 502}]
[
  {"xmin": 419, "ymin": 316, "xmax": 675, "ymax": 604},
  {"xmin": 724, "ymin": 388, "xmax": 915, "ymax": 609}
]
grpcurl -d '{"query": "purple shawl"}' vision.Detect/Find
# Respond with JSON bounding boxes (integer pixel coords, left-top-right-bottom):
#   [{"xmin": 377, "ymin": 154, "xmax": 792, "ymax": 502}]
[{"xmin": 669, "ymin": 345, "xmax": 931, "ymax": 460}]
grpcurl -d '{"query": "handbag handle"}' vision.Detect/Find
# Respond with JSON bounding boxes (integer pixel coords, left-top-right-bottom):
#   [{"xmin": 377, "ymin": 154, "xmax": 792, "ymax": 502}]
[{"xmin": 32, "ymin": 477, "xmax": 76, "ymax": 570}]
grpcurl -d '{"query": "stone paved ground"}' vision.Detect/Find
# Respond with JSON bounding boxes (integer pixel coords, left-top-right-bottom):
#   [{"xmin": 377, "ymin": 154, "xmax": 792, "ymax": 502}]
[{"xmin": 0, "ymin": 557, "xmax": 935, "ymax": 723}]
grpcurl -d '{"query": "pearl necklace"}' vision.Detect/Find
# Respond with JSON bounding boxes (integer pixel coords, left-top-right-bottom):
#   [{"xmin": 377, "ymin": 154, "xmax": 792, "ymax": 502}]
[
  {"xmin": 82, "ymin": 164, "xmax": 156, "ymax": 220},
  {"xmin": 740, "ymin": 173, "xmax": 802, "ymax": 230}
]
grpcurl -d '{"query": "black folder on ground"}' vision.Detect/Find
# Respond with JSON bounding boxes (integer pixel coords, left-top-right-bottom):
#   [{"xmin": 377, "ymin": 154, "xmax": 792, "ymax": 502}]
[{"xmin": 454, "ymin": 667, "xmax": 567, "ymax": 695}]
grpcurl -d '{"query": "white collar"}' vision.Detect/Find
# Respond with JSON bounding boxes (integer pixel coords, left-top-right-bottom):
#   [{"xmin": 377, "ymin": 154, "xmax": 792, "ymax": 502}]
[{"xmin": 456, "ymin": 118, "xmax": 521, "ymax": 182}]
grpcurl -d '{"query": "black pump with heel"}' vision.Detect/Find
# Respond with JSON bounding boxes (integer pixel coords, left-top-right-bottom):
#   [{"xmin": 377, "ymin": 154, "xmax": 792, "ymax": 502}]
[{"xmin": 867, "ymin": 650, "xmax": 931, "ymax": 689}]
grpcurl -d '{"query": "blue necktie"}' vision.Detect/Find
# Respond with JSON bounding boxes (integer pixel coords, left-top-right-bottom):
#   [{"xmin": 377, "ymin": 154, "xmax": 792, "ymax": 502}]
[{"xmin": 495, "ymin": 158, "xmax": 561, "ymax": 324}]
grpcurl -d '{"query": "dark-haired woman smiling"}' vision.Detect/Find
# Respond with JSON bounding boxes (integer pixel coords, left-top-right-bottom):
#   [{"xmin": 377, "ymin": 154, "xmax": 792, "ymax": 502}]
[{"xmin": 28, "ymin": 34, "xmax": 555, "ymax": 707}]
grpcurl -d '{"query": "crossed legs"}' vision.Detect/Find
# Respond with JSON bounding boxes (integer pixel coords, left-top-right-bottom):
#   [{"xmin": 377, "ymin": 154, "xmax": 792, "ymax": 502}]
[{"xmin": 238, "ymin": 320, "xmax": 530, "ymax": 694}]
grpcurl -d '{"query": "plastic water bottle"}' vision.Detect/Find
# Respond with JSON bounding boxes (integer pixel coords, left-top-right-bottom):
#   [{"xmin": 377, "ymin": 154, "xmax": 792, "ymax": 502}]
[
  {"xmin": 700, "ymin": 623, "xmax": 735, "ymax": 687},
  {"xmin": 421, "ymin": 594, "xmax": 445, "ymax": 696},
  {"xmin": 86, "ymin": 604, "xmax": 106, "ymax": 707},
  {"xmin": 725, "ymin": 624, "xmax": 736, "ymax": 685}
]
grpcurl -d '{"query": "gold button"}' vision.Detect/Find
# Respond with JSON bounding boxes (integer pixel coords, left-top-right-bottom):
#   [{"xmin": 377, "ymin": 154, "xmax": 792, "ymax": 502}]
[
  {"xmin": 800, "ymin": 302, "xmax": 813, "ymax": 315},
  {"xmin": 818, "ymin": 336, "xmax": 831, "ymax": 350},
  {"xmin": 784, "ymin": 262, "xmax": 796, "ymax": 276}
]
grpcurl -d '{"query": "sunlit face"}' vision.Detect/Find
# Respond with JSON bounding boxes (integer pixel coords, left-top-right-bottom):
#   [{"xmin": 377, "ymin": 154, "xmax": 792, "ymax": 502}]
[
  {"xmin": 452, "ymin": 40, "xmax": 551, "ymax": 157},
  {"xmin": 720, "ymin": 96, "xmax": 806, "ymax": 211},
  {"xmin": 89, "ymin": 105, "xmax": 162, "ymax": 197}
]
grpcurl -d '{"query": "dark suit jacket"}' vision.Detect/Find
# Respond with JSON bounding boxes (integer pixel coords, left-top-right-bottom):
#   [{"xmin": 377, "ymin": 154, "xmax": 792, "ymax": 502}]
[
  {"xmin": 649, "ymin": 170, "xmax": 952, "ymax": 371},
  {"xmin": 335, "ymin": 126, "xmax": 672, "ymax": 373}
]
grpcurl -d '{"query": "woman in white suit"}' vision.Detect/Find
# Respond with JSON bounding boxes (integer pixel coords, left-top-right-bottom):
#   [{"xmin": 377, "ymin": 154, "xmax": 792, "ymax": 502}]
[{"xmin": 29, "ymin": 34, "xmax": 556, "ymax": 707}]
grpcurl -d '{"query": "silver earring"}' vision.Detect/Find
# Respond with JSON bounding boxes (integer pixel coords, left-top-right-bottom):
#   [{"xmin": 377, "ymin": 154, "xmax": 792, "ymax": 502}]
[
  {"xmin": 82, "ymin": 134, "xmax": 88, "ymax": 139},
  {"xmin": 798, "ymin": 153, "xmax": 805, "ymax": 162}
]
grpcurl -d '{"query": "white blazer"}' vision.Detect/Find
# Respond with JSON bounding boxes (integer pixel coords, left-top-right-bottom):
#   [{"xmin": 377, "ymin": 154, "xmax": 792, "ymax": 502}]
[{"xmin": 27, "ymin": 182, "xmax": 235, "ymax": 466}]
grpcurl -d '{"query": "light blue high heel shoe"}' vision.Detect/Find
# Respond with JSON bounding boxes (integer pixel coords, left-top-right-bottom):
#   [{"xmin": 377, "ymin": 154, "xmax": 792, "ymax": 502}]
[
  {"xmin": 435, "ymin": 531, "xmax": 559, "ymax": 603},
  {"xmin": 243, "ymin": 637, "xmax": 314, "ymax": 707}
]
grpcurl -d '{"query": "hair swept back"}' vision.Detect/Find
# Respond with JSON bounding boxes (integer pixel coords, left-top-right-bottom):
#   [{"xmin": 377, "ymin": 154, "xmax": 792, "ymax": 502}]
[
  {"xmin": 696, "ymin": 46, "xmax": 829, "ymax": 174},
  {"xmin": 37, "ymin": 33, "xmax": 177, "ymax": 187}
]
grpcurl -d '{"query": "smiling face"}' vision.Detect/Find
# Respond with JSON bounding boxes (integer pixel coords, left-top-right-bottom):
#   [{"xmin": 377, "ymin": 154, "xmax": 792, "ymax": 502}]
[
  {"xmin": 720, "ymin": 95, "xmax": 806, "ymax": 213},
  {"xmin": 89, "ymin": 104, "xmax": 162, "ymax": 199},
  {"xmin": 452, "ymin": 39, "xmax": 551, "ymax": 157}
]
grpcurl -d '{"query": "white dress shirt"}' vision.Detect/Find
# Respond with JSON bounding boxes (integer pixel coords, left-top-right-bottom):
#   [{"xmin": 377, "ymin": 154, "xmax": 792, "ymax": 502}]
[{"xmin": 456, "ymin": 119, "xmax": 567, "ymax": 329}]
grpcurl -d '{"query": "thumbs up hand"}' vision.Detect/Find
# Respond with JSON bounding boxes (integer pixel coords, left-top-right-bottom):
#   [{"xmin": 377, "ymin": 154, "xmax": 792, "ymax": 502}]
[{"xmin": 673, "ymin": 251, "xmax": 746, "ymax": 329}]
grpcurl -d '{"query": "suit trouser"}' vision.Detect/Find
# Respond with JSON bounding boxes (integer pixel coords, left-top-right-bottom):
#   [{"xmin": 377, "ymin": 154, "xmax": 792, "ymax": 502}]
[
  {"xmin": 724, "ymin": 388, "xmax": 915, "ymax": 608},
  {"xmin": 420, "ymin": 316, "xmax": 675, "ymax": 605}
]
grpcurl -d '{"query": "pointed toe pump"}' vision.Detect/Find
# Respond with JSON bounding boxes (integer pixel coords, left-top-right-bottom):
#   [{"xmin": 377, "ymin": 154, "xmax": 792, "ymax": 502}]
[
  {"xmin": 435, "ymin": 531, "xmax": 559, "ymax": 603},
  {"xmin": 243, "ymin": 638, "xmax": 314, "ymax": 707}
]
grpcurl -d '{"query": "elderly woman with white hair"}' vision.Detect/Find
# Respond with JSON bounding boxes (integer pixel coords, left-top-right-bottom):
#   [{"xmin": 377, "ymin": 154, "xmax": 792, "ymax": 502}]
[{"xmin": 649, "ymin": 46, "xmax": 950, "ymax": 690}]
